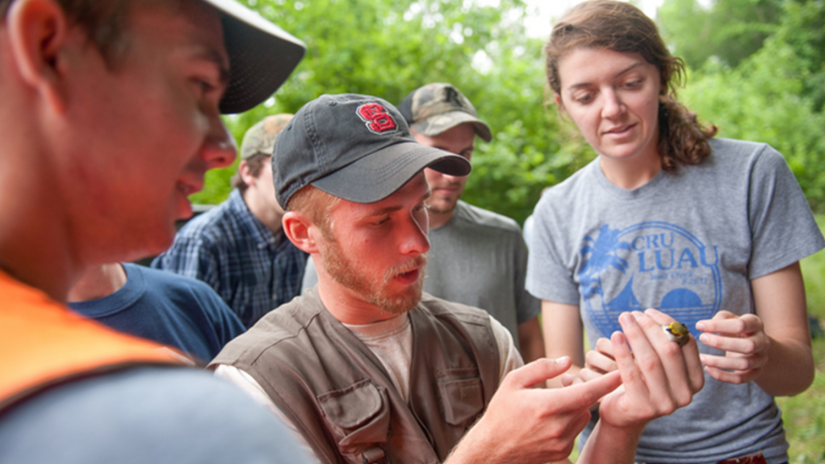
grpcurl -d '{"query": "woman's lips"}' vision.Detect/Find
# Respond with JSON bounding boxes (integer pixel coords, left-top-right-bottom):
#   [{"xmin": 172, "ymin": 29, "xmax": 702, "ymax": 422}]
[{"xmin": 603, "ymin": 123, "xmax": 636, "ymax": 138}]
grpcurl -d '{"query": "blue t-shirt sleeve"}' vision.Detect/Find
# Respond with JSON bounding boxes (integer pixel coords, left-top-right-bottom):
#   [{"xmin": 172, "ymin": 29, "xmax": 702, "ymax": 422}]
[{"xmin": 190, "ymin": 279, "xmax": 246, "ymax": 353}]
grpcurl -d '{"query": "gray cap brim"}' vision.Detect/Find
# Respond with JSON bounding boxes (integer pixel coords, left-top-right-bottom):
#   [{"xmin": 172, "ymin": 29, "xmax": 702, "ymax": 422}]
[
  {"xmin": 203, "ymin": 0, "xmax": 306, "ymax": 114},
  {"xmin": 312, "ymin": 142, "xmax": 471, "ymax": 204},
  {"xmin": 410, "ymin": 111, "xmax": 492, "ymax": 142}
]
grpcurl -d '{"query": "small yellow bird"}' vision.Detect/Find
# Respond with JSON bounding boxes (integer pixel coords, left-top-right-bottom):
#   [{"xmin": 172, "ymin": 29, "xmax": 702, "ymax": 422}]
[{"xmin": 664, "ymin": 321, "xmax": 690, "ymax": 347}]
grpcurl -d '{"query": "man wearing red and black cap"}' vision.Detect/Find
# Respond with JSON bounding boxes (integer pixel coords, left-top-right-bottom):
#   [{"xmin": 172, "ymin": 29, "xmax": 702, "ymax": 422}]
[
  {"xmin": 300, "ymin": 83, "xmax": 544, "ymax": 363},
  {"xmin": 212, "ymin": 93, "xmax": 705, "ymax": 464}
]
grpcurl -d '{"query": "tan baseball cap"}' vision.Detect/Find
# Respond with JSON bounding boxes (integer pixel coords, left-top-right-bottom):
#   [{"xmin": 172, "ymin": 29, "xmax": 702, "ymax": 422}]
[{"xmin": 240, "ymin": 114, "xmax": 294, "ymax": 159}]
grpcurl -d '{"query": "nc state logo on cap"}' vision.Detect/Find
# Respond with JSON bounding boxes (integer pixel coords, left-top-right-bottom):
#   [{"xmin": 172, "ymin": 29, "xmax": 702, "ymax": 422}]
[{"xmin": 356, "ymin": 103, "xmax": 398, "ymax": 135}]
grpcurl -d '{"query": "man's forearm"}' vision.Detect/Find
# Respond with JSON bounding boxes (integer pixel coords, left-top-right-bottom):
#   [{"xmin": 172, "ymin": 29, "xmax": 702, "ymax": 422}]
[{"xmin": 443, "ymin": 423, "xmax": 510, "ymax": 464}]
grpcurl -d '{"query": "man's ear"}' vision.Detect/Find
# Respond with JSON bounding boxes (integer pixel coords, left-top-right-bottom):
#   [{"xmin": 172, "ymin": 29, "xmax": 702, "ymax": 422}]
[
  {"xmin": 7, "ymin": 0, "xmax": 76, "ymax": 114},
  {"xmin": 238, "ymin": 159, "xmax": 257, "ymax": 188},
  {"xmin": 282, "ymin": 211, "xmax": 320, "ymax": 254}
]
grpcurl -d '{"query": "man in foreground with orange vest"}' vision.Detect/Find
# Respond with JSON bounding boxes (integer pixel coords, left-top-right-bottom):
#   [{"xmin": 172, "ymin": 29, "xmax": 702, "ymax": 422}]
[{"xmin": 0, "ymin": 0, "xmax": 310, "ymax": 462}]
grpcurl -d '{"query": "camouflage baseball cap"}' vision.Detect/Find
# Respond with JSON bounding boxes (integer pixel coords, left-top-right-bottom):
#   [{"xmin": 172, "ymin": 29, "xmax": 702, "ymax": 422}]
[
  {"xmin": 398, "ymin": 83, "xmax": 492, "ymax": 142},
  {"xmin": 240, "ymin": 114, "xmax": 294, "ymax": 160}
]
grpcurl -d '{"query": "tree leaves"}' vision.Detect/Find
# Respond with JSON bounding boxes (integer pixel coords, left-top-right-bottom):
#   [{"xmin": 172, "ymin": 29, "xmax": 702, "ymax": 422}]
[
  {"xmin": 192, "ymin": 0, "xmax": 588, "ymax": 224},
  {"xmin": 667, "ymin": 0, "xmax": 825, "ymax": 211}
]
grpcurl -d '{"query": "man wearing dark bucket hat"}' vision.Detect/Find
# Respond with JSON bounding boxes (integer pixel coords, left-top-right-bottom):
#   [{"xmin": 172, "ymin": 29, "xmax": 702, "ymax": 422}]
[
  {"xmin": 154, "ymin": 113, "xmax": 308, "ymax": 328},
  {"xmin": 0, "ymin": 0, "xmax": 310, "ymax": 462},
  {"xmin": 301, "ymin": 84, "xmax": 544, "ymax": 363},
  {"xmin": 212, "ymin": 94, "xmax": 706, "ymax": 464}
]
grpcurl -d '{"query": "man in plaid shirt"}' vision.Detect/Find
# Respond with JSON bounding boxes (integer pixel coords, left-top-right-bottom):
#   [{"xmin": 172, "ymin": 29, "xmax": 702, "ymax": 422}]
[{"xmin": 153, "ymin": 115, "xmax": 307, "ymax": 328}]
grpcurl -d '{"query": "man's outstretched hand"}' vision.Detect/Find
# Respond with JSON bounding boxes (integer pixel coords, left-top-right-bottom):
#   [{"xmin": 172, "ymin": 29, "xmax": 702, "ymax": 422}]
[{"xmin": 446, "ymin": 356, "xmax": 622, "ymax": 464}]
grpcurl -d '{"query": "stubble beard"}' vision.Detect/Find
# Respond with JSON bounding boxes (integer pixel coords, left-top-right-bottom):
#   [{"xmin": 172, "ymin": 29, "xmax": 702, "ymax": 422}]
[
  {"xmin": 425, "ymin": 201, "xmax": 457, "ymax": 215},
  {"xmin": 425, "ymin": 181, "xmax": 463, "ymax": 215},
  {"xmin": 321, "ymin": 234, "xmax": 428, "ymax": 315}
]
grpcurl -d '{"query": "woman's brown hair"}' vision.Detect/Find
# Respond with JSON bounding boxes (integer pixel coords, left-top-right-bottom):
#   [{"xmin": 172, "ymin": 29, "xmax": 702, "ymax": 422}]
[{"xmin": 545, "ymin": 0, "xmax": 717, "ymax": 171}]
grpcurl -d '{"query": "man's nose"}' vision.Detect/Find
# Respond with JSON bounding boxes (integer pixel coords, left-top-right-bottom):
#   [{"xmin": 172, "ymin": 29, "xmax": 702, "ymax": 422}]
[
  {"xmin": 399, "ymin": 210, "xmax": 430, "ymax": 256},
  {"xmin": 202, "ymin": 119, "xmax": 237, "ymax": 170}
]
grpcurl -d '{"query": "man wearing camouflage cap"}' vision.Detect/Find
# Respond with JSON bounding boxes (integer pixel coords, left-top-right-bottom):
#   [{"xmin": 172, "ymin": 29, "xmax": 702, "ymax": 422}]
[
  {"xmin": 154, "ymin": 114, "xmax": 307, "ymax": 327},
  {"xmin": 401, "ymin": 83, "xmax": 545, "ymax": 363}
]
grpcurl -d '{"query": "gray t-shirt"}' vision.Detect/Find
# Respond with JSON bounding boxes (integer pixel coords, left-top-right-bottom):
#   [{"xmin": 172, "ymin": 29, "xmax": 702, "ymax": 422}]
[
  {"xmin": 424, "ymin": 200, "xmax": 540, "ymax": 343},
  {"xmin": 301, "ymin": 201, "xmax": 540, "ymax": 344},
  {"xmin": 526, "ymin": 138, "xmax": 825, "ymax": 464}
]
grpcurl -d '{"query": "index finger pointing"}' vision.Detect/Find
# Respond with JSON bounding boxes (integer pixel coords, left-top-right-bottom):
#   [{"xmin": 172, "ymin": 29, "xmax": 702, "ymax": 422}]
[{"xmin": 503, "ymin": 357, "xmax": 573, "ymax": 389}]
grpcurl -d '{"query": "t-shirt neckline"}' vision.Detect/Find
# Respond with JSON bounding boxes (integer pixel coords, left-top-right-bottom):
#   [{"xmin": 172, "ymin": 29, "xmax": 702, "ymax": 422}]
[{"xmin": 589, "ymin": 156, "xmax": 668, "ymax": 200}]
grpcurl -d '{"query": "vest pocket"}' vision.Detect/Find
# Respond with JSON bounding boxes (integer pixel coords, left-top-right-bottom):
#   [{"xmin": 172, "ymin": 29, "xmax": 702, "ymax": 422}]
[
  {"xmin": 438, "ymin": 376, "xmax": 484, "ymax": 425},
  {"xmin": 317, "ymin": 379, "xmax": 391, "ymax": 455}
]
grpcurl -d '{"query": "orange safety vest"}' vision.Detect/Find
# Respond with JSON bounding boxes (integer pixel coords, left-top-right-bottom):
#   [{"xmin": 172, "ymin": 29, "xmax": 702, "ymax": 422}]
[{"xmin": 0, "ymin": 270, "xmax": 186, "ymax": 413}]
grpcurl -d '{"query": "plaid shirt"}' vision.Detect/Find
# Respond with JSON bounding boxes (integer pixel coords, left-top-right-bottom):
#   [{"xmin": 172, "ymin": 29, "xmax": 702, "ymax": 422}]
[{"xmin": 152, "ymin": 190, "xmax": 307, "ymax": 327}]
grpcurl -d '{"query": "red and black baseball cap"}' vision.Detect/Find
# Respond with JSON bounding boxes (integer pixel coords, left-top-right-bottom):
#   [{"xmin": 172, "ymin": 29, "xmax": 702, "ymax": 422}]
[{"xmin": 272, "ymin": 94, "xmax": 472, "ymax": 207}]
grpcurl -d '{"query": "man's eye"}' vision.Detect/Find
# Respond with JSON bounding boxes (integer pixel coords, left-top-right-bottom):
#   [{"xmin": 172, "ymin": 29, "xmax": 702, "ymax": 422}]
[{"xmin": 193, "ymin": 78, "xmax": 216, "ymax": 96}]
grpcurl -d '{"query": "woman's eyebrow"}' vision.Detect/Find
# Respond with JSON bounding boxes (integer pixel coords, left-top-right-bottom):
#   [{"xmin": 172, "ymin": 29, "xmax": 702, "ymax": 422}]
[{"xmin": 566, "ymin": 61, "xmax": 645, "ymax": 92}]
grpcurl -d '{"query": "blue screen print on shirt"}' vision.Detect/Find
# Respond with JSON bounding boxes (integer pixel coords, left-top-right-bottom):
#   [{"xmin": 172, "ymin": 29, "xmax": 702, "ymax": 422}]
[{"xmin": 578, "ymin": 222, "xmax": 722, "ymax": 339}]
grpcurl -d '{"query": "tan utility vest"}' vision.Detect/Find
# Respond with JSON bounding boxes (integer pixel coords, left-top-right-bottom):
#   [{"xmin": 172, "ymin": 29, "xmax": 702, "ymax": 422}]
[
  {"xmin": 211, "ymin": 289, "xmax": 500, "ymax": 464},
  {"xmin": 0, "ymin": 270, "xmax": 185, "ymax": 414}
]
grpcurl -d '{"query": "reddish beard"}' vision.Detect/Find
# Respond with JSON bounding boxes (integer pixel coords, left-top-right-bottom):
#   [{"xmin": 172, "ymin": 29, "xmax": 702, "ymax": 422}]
[{"xmin": 322, "ymin": 235, "xmax": 428, "ymax": 315}]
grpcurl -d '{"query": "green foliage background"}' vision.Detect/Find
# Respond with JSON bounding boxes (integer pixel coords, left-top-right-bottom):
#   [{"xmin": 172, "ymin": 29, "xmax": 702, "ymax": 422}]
[
  {"xmin": 662, "ymin": 0, "xmax": 825, "ymax": 212},
  {"xmin": 194, "ymin": 0, "xmax": 825, "ymax": 223},
  {"xmin": 786, "ymin": 214, "xmax": 825, "ymax": 463},
  {"xmin": 191, "ymin": 0, "xmax": 597, "ymax": 224}
]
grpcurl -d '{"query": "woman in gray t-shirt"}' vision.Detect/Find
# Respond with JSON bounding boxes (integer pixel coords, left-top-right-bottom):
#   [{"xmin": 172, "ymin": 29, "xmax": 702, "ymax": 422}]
[{"xmin": 526, "ymin": 1, "xmax": 824, "ymax": 463}]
